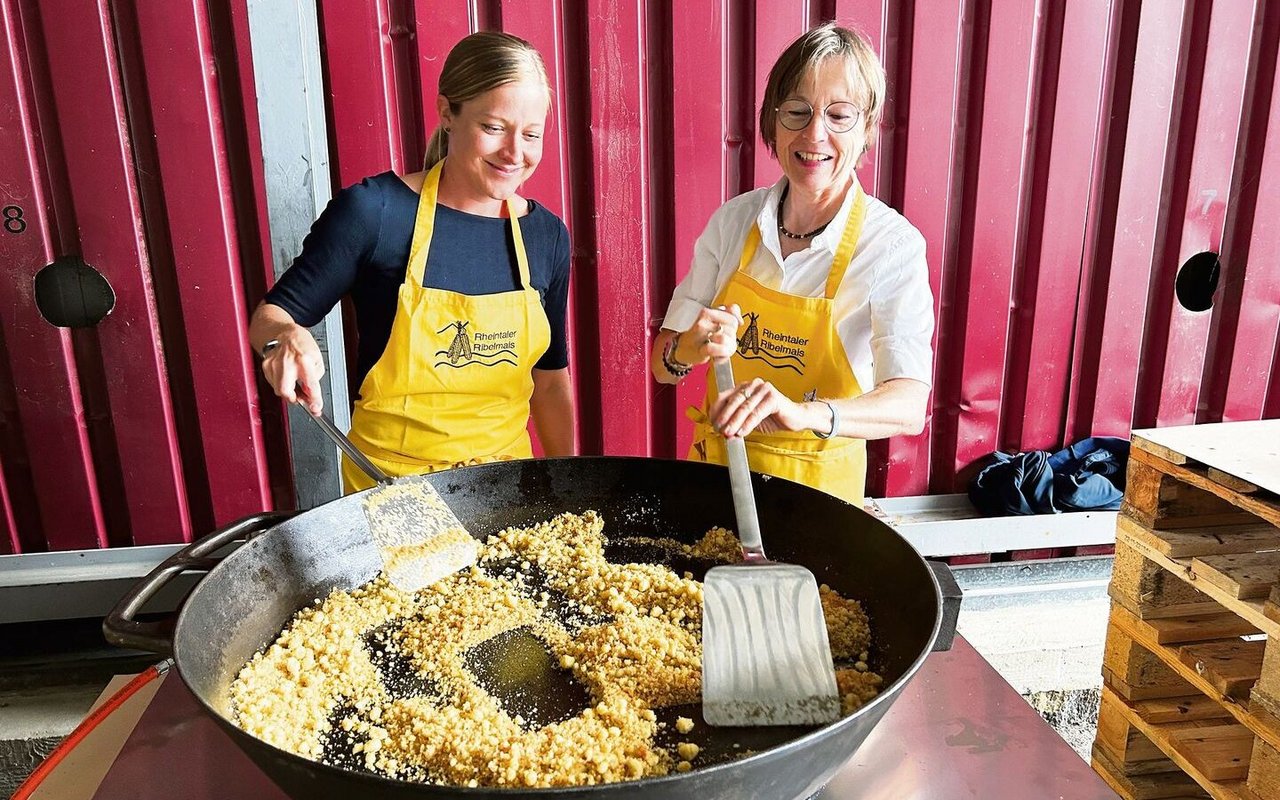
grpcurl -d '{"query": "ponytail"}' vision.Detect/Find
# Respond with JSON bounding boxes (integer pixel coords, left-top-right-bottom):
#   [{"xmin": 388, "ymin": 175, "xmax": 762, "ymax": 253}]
[{"xmin": 423, "ymin": 126, "xmax": 449, "ymax": 170}]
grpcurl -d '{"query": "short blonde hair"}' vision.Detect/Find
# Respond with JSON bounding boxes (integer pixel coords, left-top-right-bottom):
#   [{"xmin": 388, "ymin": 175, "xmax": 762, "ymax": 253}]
[
  {"xmin": 423, "ymin": 32, "xmax": 550, "ymax": 169},
  {"xmin": 758, "ymin": 23, "xmax": 886, "ymax": 157}
]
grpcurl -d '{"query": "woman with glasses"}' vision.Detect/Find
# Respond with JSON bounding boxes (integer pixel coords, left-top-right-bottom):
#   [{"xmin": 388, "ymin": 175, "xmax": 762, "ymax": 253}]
[
  {"xmin": 650, "ymin": 23, "xmax": 932, "ymax": 506},
  {"xmin": 250, "ymin": 32, "xmax": 574, "ymax": 492}
]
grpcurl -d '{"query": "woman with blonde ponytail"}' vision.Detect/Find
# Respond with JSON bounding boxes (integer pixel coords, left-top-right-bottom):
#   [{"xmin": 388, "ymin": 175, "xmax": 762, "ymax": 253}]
[{"xmin": 250, "ymin": 31, "xmax": 575, "ymax": 491}]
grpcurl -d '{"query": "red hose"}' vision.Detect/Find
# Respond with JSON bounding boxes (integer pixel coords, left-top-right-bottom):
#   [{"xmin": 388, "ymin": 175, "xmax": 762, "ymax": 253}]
[{"xmin": 11, "ymin": 660, "xmax": 169, "ymax": 800}]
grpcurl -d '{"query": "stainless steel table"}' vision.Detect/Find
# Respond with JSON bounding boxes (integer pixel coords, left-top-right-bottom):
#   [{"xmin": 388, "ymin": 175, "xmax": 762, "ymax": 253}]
[{"xmin": 78, "ymin": 635, "xmax": 1114, "ymax": 799}]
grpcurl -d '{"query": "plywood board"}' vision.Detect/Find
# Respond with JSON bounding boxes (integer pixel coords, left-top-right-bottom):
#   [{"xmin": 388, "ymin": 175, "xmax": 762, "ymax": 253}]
[{"xmin": 1133, "ymin": 422, "xmax": 1280, "ymax": 498}]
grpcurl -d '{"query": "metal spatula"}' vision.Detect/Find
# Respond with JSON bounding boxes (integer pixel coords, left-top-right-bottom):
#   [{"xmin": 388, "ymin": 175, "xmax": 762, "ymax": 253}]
[
  {"xmin": 701, "ymin": 359, "xmax": 840, "ymax": 726},
  {"xmin": 308, "ymin": 412, "xmax": 479, "ymax": 592}
]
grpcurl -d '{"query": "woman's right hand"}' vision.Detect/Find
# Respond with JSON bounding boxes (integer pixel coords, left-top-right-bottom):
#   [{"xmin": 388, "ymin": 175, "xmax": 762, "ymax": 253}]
[
  {"xmin": 260, "ymin": 326, "xmax": 326, "ymax": 416},
  {"xmin": 683, "ymin": 304, "xmax": 742, "ymax": 364}
]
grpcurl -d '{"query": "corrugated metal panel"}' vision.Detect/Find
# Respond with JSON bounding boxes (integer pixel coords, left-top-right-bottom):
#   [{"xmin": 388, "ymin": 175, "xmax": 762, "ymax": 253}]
[
  {"xmin": 0, "ymin": 0, "xmax": 284, "ymax": 553},
  {"xmin": 317, "ymin": 0, "xmax": 1280, "ymax": 489},
  {"xmin": 2, "ymin": 0, "xmax": 1279, "ymax": 554}
]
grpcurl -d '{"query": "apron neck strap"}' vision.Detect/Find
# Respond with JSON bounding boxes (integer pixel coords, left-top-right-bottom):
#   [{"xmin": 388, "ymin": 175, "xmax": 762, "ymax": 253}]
[
  {"xmin": 825, "ymin": 185, "xmax": 865, "ymax": 300},
  {"xmin": 737, "ymin": 184, "xmax": 867, "ymax": 301},
  {"xmin": 407, "ymin": 160, "xmax": 532, "ymax": 289}
]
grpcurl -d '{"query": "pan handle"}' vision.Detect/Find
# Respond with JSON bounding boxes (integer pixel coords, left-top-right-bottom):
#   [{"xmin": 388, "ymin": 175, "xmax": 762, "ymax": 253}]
[
  {"xmin": 103, "ymin": 511, "xmax": 297, "ymax": 656},
  {"xmin": 928, "ymin": 560, "xmax": 963, "ymax": 652}
]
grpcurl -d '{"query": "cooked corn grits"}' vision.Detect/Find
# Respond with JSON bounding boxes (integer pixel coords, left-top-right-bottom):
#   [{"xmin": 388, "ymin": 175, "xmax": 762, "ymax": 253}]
[{"xmin": 230, "ymin": 511, "xmax": 880, "ymax": 788}]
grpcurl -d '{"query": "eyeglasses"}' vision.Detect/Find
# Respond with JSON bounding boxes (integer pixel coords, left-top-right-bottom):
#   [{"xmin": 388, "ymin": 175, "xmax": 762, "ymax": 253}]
[{"xmin": 775, "ymin": 99, "xmax": 863, "ymax": 133}]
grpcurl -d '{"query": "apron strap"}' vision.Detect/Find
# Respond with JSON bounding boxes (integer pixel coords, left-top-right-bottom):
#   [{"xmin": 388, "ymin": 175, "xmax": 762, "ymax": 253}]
[
  {"xmin": 735, "ymin": 184, "xmax": 866, "ymax": 300},
  {"xmin": 406, "ymin": 159, "xmax": 532, "ymax": 289},
  {"xmin": 825, "ymin": 185, "xmax": 865, "ymax": 300}
]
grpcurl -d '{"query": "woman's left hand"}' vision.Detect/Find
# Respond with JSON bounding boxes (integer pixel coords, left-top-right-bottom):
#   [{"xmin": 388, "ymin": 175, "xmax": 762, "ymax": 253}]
[{"xmin": 711, "ymin": 377, "xmax": 810, "ymax": 438}]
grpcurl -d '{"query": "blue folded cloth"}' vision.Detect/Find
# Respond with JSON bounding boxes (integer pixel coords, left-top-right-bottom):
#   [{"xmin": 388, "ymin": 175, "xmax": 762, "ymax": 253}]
[{"xmin": 968, "ymin": 436, "xmax": 1130, "ymax": 516}]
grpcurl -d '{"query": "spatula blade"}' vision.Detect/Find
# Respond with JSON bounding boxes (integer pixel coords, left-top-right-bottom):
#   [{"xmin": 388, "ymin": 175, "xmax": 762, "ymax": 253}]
[
  {"xmin": 702, "ymin": 562, "xmax": 840, "ymax": 726},
  {"xmin": 362, "ymin": 477, "xmax": 480, "ymax": 592}
]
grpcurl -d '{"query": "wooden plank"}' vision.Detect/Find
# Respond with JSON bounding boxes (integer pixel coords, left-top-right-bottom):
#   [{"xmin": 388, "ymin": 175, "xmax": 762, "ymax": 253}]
[
  {"xmin": 1104, "ymin": 687, "xmax": 1256, "ymax": 800},
  {"xmin": 1210, "ymin": 470, "xmax": 1261, "ymax": 496},
  {"xmin": 1248, "ymin": 736, "xmax": 1280, "ymax": 800},
  {"xmin": 1118, "ymin": 526, "xmax": 1280, "ymax": 641},
  {"xmin": 1110, "ymin": 606, "xmax": 1280, "ymax": 756},
  {"xmin": 1112, "ymin": 606, "xmax": 1258, "ymax": 651},
  {"xmin": 1114, "ymin": 536, "xmax": 1222, "ymax": 618},
  {"xmin": 1136, "ymin": 696, "xmax": 1235, "ymax": 726},
  {"xmin": 1125, "ymin": 455, "xmax": 1259, "ymax": 530},
  {"xmin": 1136, "ymin": 434, "xmax": 1193, "ymax": 466},
  {"xmin": 1093, "ymin": 744, "xmax": 1209, "ymax": 798},
  {"xmin": 1252, "ymin": 639, "xmax": 1280, "ymax": 709},
  {"xmin": 1101, "ymin": 687, "xmax": 1182, "ymax": 763},
  {"xmin": 1176, "ymin": 640, "xmax": 1266, "ymax": 700},
  {"xmin": 1193, "ymin": 553, "xmax": 1280, "ymax": 600},
  {"xmin": 1119, "ymin": 514, "xmax": 1280, "ymax": 559},
  {"xmin": 1168, "ymin": 724, "xmax": 1254, "ymax": 782},
  {"xmin": 1108, "ymin": 668, "xmax": 1202, "ymax": 702},
  {"xmin": 1107, "ymin": 622, "xmax": 1198, "ymax": 698},
  {"xmin": 1133, "ymin": 423, "xmax": 1280, "ymax": 497},
  {"xmin": 1131, "ymin": 447, "xmax": 1280, "ymax": 531}
]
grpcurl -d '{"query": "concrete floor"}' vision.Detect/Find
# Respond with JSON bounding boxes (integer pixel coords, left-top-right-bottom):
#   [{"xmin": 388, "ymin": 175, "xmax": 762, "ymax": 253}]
[
  {"xmin": 951, "ymin": 556, "xmax": 1112, "ymax": 760},
  {"xmin": 0, "ymin": 618, "xmax": 155, "ymax": 797},
  {"xmin": 0, "ymin": 557, "xmax": 1113, "ymax": 792}
]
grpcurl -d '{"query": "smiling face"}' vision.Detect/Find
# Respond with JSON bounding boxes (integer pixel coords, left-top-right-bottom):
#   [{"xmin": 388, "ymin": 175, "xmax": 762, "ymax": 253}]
[
  {"xmin": 774, "ymin": 57, "xmax": 868, "ymax": 201},
  {"xmin": 437, "ymin": 79, "xmax": 550, "ymax": 211}
]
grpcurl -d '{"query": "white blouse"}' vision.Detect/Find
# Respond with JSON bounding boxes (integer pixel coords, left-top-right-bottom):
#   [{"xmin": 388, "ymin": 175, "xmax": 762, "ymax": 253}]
[{"xmin": 661, "ymin": 177, "xmax": 934, "ymax": 391}]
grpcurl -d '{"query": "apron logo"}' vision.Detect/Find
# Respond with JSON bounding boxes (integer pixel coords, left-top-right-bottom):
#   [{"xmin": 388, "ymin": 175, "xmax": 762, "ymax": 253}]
[
  {"xmin": 735, "ymin": 311, "xmax": 806, "ymax": 375},
  {"xmin": 435, "ymin": 321, "xmax": 518, "ymax": 368}
]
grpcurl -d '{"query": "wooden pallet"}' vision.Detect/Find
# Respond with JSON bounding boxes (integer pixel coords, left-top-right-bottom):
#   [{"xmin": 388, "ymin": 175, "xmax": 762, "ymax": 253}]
[{"xmin": 1095, "ymin": 422, "xmax": 1280, "ymax": 800}]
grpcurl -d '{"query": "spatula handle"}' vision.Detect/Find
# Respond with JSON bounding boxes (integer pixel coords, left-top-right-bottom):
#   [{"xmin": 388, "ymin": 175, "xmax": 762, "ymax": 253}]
[
  {"xmin": 712, "ymin": 359, "xmax": 764, "ymax": 556},
  {"xmin": 308, "ymin": 410, "xmax": 392, "ymax": 486}
]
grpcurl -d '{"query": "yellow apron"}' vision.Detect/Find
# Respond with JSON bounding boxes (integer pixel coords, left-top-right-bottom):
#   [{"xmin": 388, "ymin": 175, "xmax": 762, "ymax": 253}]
[
  {"xmin": 342, "ymin": 160, "xmax": 551, "ymax": 492},
  {"xmin": 688, "ymin": 186, "xmax": 868, "ymax": 505}
]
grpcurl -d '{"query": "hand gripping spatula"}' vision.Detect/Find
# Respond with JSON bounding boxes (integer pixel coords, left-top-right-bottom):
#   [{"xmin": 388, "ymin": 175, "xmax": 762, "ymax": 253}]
[
  {"xmin": 701, "ymin": 359, "xmax": 841, "ymax": 726},
  {"xmin": 308, "ymin": 412, "xmax": 479, "ymax": 592}
]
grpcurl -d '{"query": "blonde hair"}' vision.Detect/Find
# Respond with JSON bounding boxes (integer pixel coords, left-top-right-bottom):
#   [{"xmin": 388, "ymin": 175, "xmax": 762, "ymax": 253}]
[
  {"xmin": 423, "ymin": 31, "xmax": 550, "ymax": 169},
  {"xmin": 758, "ymin": 23, "xmax": 886, "ymax": 157}
]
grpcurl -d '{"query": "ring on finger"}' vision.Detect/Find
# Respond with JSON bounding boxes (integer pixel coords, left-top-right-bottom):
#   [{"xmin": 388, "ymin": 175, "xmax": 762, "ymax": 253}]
[{"xmin": 738, "ymin": 387, "xmax": 751, "ymax": 400}]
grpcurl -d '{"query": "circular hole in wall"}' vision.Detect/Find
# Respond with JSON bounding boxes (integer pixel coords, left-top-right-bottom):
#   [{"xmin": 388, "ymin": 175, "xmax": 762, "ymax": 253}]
[
  {"xmin": 1175, "ymin": 251, "xmax": 1220, "ymax": 312},
  {"xmin": 34, "ymin": 257, "xmax": 116, "ymax": 328}
]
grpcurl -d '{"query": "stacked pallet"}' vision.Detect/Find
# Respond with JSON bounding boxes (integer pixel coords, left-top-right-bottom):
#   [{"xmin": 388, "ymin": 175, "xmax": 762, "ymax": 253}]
[{"xmin": 1093, "ymin": 420, "xmax": 1280, "ymax": 800}]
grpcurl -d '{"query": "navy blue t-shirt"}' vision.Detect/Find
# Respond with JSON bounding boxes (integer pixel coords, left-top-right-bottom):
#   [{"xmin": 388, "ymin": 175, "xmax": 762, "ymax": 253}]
[{"xmin": 264, "ymin": 172, "xmax": 571, "ymax": 388}]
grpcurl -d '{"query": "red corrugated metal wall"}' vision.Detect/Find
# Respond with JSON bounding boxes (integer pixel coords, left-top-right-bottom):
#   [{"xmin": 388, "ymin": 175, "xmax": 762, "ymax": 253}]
[
  {"xmin": 0, "ymin": 0, "xmax": 291, "ymax": 554},
  {"xmin": 1, "ymin": 0, "xmax": 1278, "ymax": 553},
  {"xmin": 319, "ymin": 0, "xmax": 1280, "ymax": 495}
]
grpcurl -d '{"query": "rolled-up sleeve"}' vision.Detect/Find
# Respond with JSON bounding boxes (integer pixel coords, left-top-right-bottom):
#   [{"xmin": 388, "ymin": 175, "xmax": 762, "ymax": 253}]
[
  {"xmin": 662, "ymin": 209, "xmax": 728, "ymax": 332},
  {"xmin": 868, "ymin": 228, "xmax": 934, "ymax": 387}
]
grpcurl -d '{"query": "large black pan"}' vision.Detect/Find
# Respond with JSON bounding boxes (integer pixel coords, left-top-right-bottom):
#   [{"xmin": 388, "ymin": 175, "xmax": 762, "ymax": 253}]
[{"xmin": 106, "ymin": 456, "xmax": 956, "ymax": 800}]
